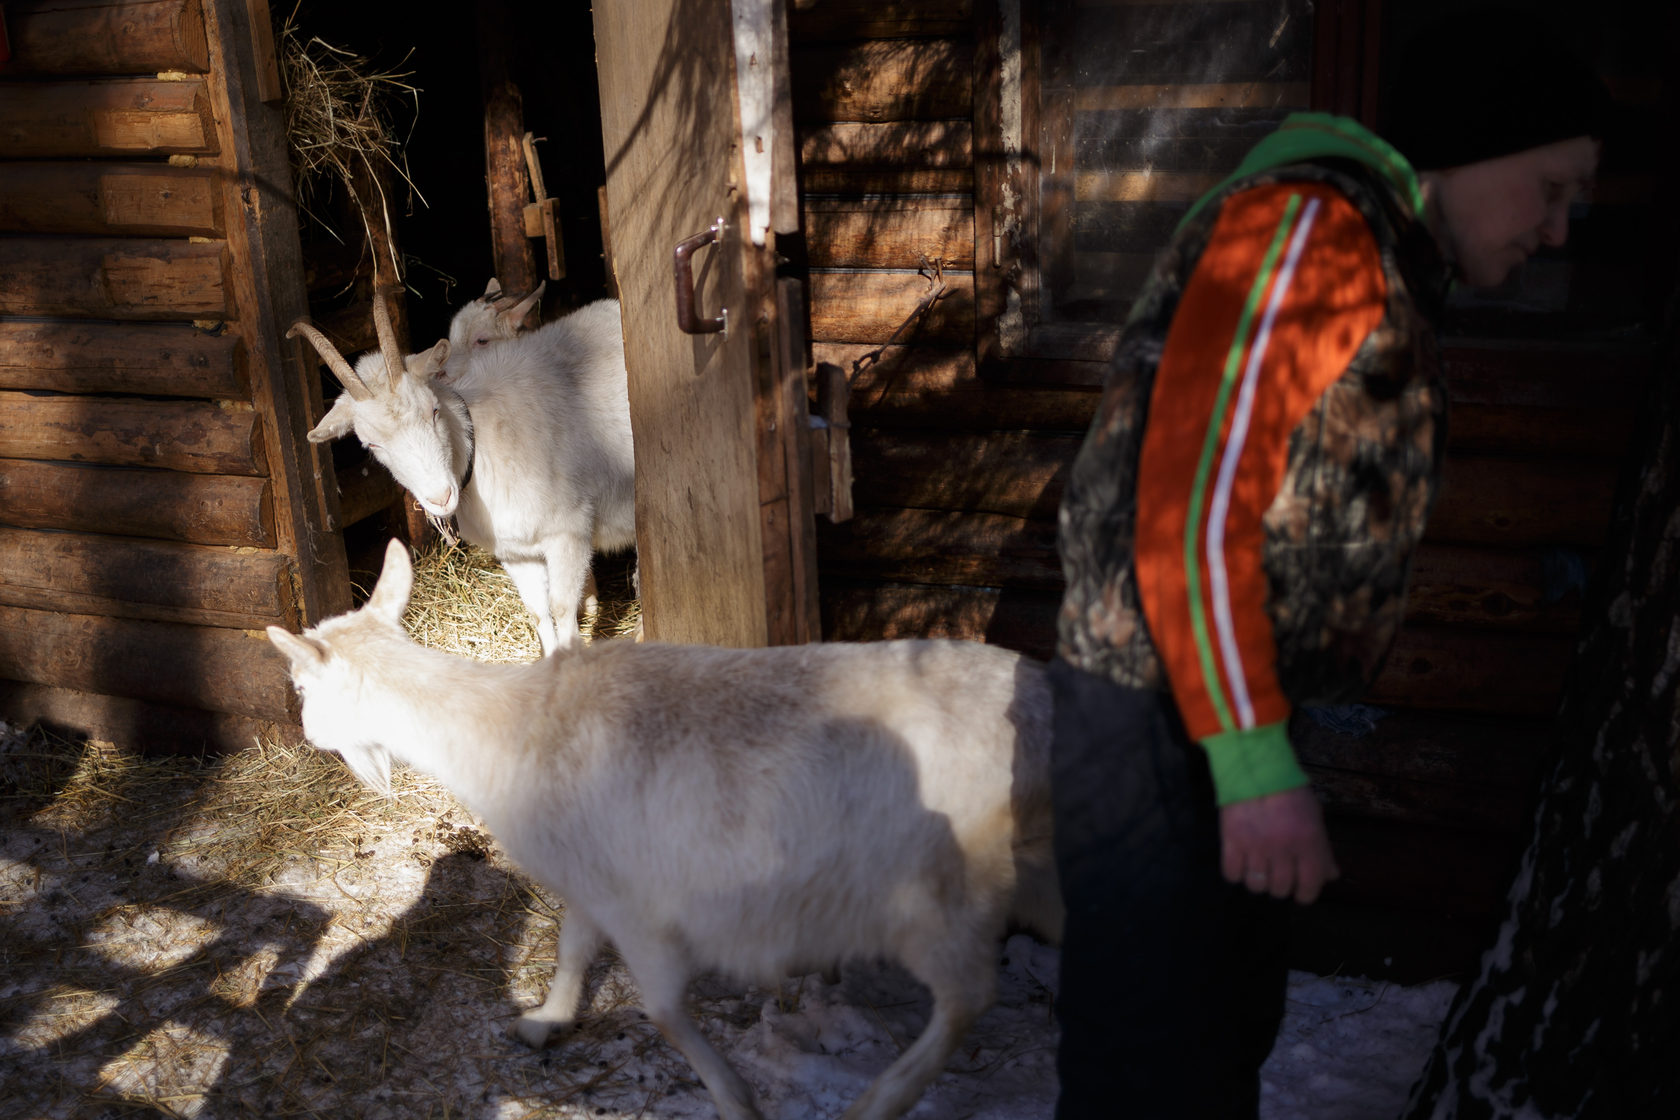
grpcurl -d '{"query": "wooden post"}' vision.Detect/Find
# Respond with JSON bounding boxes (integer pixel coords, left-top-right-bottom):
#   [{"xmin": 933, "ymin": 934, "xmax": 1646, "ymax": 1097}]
[{"xmin": 478, "ymin": 0, "xmax": 538, "ymax": 295}]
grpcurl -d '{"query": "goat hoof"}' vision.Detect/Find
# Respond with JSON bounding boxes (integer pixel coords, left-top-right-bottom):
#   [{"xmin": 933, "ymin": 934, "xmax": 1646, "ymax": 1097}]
[{"xmin": 512, "ymin": 1015, "xmax": 564, "ymax": 1048}]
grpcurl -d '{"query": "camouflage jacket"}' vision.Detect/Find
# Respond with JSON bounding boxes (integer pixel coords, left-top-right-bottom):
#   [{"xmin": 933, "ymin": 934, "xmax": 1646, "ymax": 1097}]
[{"xmin": 1056, "ymin": 149, "xmax": 1452, "ymax": 802}]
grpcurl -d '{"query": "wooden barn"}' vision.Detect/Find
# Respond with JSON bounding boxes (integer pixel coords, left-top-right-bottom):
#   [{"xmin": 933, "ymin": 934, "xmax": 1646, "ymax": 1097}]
[{"xmin": 1, "ymin": 0, "xmax": 1673, "ymax": 984}]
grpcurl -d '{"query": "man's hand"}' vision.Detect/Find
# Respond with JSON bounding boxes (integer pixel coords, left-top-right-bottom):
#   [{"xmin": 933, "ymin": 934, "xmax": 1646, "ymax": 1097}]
[{"xmin": 1219, "ymin": 786, "xmax": 1340, "ymax": 904}]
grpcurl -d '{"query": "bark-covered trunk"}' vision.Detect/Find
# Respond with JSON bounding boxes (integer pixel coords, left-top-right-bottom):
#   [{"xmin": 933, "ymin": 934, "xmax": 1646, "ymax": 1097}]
[{"xmin": 1402, "ymin": 322, "xmax": 1680, "ymax": 1117}]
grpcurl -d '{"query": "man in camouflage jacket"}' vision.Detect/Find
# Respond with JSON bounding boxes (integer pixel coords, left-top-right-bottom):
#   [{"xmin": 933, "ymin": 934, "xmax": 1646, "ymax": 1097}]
[{"xmin": 1048, "ymin": 20, "xmax": 1610, "ymax": 1117}]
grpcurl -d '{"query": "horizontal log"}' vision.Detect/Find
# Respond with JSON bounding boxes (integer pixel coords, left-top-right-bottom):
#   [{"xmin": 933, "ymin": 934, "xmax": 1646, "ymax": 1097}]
[
  {"xmin": 0, "ymin": 458, "xmax": 274, "ymax": 547},
  {"xmin": 1065, "ymin": 3, "xmax": 1312, "ymax": 87},
  {"xmin": 0, "ymin": 390, "xmax": 265, "ymax": 475},
  {"xmin": 817, "ymin": 343, "xmax": 1102, "ymax": 432},
  {"xmin": 0, "ymin": 79, "xmax": 218, "ymax": 157},
  {"xmin": 798, "ymin": 166, "xmax": 974, "ymax": 196},
  {"xmin": 0, "ymin": 237, "xmax": 229, "ymax": 320},
  {"xmin": 1367, "ymin": 625, "xmax": 1574, "ymax": 717},
  {"xmin": 0, "ymin": 528, "xmax": 294, "ymax": 629},
  {"xmin": 807, "ymin": 269, "xmax": 975, "ymax": 345},
  {"xmin": 792, "ymin": 39, "xmax": 972, "ymax": 123},
  {"xmin": 1074, "ymin": 82, "xmax": 1312, "ymax": 114},
  {"xmin": 0, "ymin": 681, "xmax": 279, "ymax": 757},
  {"xmin": 0, "ymin": 0, "xmax": 209, "ymax": 77},
  {"xmin": 805, "ymin": 198, "xmax": 973, "ymax": 269},
  {"xmin": 1428, "ymin": 453, "xmax": 1616, "ymax": 548},
  {"xmin": 0, "ymin": 602, "xmax": 296, "ymax": 721},
  {"xmin": 0, "ymin": 321, "xmax": 245, "ymax": 398},
  {"xmin": 788, "ymin": 0, "xmax": 972, "ymax": 43},
  {"xmin": 851, "ymin": 428, "xmax": 1076, "ymax": 517},
  {"xmin": 0, "ymin": 162, "xmax": 222, "ymax": 237},
  {"xmin": 799, "ymin": 121, "xmax": 973, "ymax": 169},
  {"xmin": 1292, "ymin": 705, "xmax": 1546, "ymax": 796},
  {"xmin": 1441, "ymin": 342, "xmax": 1652, "ymax": 409},
  {"xmin": 821, "ymin": 580, "xmax": 1060, "ymax": 659},
  {"xmin": 818, "ymin": 507, "xmax": 1063, "ymax": 589},
  {"xmin": 1404, "ymin": 543, "xmax": 1587, "ymax": 634}
]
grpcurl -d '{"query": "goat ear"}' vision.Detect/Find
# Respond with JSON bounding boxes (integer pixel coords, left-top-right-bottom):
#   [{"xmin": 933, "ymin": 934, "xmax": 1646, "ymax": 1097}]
[
  {"xmin": 408, "ymin": 339, "xmax": 449, "ymax": 380},
  {"xmin": 307, "ymin": 395, "xmax": 358, "ymax": 443},
  {"xmin": 365, "ymin": 539, "xmax": 414, "ymax": 624},
  {"xmin": 267, "ymin": 626, "xmax": 327, "ymax": 670},
  {"xmin": 482, "ymin": 277, "xmax": 502, "ymax": 300},
  {"xmin": 500, "ymin": 281, "xmax": 545, "ymax": 333}
]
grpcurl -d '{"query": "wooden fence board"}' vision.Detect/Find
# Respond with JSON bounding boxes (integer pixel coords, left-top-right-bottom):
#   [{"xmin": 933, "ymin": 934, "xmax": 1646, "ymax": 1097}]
[
  {"xmin": 799, "ymin": 121, "xmax": 973, "ymax": 169},
  {"xmin": 0, "ymin": 681, "xmax": 277, "ymax": 757},
  {"xmin": 0, "ymin": 322, "xmax": 245, "ymax": 398},
  {"xmin": 0, "ymin": 390, "xmax": 265, "ymax": 475},
  {"xmin": 0, "ymin": 237, "xmax": 229, "ymax": 320},
  {"xmin": 0, "ymin": 79, "xmax": 218, "ymax": 157},
  {"xmin": 788, "ymin": 0, "xmax": 972, "ymax": 43},
  {"xmin": 1367, "ymin": 626, "xmax": 1574, "ymax": 717},
  {"xmin": 821, "ymin": 580, "xmax": 1060, "ymax": 658},
  {"xmin": 807, "ymin": 269, "xmax": 975, "ymax": 345},
  {"xmin": 0, "ymin": 458, "xmax": 274, "ymax": 547},
  {"xmin": 0, "ymin": 528, "xmax": 293, "ymax": 629},
  {"xmin": 0, "ymin": 162, "xmax": 222, "ymax": 237},
  {"xmin": 805, "ymin": 198, "xmax": 973, "ymax": 269},
  {"xmin": 0, "ymin": 0, "xmax": 209, "ymax": 77}
]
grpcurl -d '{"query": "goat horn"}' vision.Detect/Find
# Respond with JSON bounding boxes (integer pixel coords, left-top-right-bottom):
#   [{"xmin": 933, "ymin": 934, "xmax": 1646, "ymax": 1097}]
[
  {"xmin": 372, "ymin": 285, "xmax": 407, "ymax": 388},
  {"xmin": 287, "ymin": 320, "xmax": 372, "ymax": 401}
]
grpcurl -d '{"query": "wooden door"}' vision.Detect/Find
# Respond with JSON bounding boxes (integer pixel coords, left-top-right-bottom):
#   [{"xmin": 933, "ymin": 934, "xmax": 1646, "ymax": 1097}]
[{"xmin": 592, "ymin": 0, "xmax": 817, "ymax": 648}]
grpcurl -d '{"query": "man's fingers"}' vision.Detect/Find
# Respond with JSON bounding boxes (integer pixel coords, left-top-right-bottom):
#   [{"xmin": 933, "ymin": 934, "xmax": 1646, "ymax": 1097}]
[{"xmin": 1267, "ymin": 859, "xmax": 1296, "ymax": 900}]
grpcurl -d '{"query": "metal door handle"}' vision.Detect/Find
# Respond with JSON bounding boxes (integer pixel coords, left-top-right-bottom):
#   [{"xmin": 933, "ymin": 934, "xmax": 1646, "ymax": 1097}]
[{"xmin": 673, "ymin": 220, "xmax": 728, "ymax": 336}]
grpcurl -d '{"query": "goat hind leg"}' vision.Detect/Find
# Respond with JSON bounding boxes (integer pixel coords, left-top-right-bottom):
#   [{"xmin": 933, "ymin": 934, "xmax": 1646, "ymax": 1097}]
[
  {"xmin": 514, "ymin": 908, "xmax": 603, "ymax": 1047},
  {"xmin": 618, "ymin": 935, "xmax": 763, "ymax": 1120}
]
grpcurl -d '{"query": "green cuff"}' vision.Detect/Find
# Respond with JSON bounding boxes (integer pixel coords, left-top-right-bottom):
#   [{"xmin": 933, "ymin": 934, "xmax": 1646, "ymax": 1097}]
[{"xmin": 1199, "ymin": 721, "xmax": 1309, "ymax": 806}]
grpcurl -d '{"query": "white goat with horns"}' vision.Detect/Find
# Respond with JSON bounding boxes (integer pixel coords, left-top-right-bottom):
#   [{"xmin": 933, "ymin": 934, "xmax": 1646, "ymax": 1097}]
[
  {"xmin": 268, "ymin": 539, "xmax": 1064, "ymax": 1120},
  {"xmin": 289, "ymin": 288, "xmax": 634, "ymax": 653}
]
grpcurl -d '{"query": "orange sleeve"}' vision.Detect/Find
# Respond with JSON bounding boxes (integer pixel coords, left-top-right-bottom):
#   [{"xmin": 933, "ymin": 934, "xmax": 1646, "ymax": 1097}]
[{"xmin": 1134, "ymin": 182, "xmax": 1386, "ymax": 755}]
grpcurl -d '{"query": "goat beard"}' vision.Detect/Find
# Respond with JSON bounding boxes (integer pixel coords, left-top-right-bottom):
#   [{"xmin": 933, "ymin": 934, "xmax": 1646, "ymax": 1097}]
[{"xmin": 426, "ymin": 511, "xmax": 460, "ymax": 549}]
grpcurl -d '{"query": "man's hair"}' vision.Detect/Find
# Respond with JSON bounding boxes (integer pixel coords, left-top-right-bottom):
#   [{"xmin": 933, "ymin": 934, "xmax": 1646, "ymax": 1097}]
[{"xmin": 1381, "ymin": 6, "xmax": 1614, "ymax": 170}]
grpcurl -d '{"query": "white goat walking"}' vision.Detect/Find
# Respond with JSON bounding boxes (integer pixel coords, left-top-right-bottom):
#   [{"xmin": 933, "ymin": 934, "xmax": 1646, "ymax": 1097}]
[
  {"xmin": 267, "ymin": 539, "xmax": 1063, "ymax": 1120},
  {"xmin": 290, "ymin": 289, "xmax": 634, "ymax": 653}
]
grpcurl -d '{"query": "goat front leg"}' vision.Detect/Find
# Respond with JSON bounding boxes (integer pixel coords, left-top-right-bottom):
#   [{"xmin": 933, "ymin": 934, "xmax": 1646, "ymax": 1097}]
[
  {"xmin": 502, "ymin": 556, "xmax": 561, "ymax": 654},
  {"xmin": 541, "ymin": 533, "xmax": 594, "ymax": 649},
  {"xmin": 514, "ymin": 908, "xmax": 603, "ymax": 1047}
]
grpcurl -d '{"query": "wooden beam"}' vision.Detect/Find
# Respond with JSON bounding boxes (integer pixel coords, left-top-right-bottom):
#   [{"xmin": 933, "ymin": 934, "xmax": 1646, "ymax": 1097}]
[
  {"xmin": 477, "ymin": 0, "xmax": 538, "ymax": 296},
  {"xmin": 791, "ymin": 39, "xmax": 973, "ymax": 122},
  {"xmin": 0, "ymin": 0, "xmax": 210, "ymax": 77},
  {"xmin": 0, "ymin": 681, "xmax": 278, "ymax": 757},
  {"xmin": 0, "ymin": 237, "xmax": 228, "ymax": 320},
  {"xmin": 0, "ymin": 391, "xmax": 265, "ymax": 475},
  {"xmin": 804, "ymin": 197, "xmax": 973, "ymax": 269},
  {"xmin": 0, "ymin": 79, "xmax": 219, "ymax": 157},
  {"xmin": 799, "ymin": 120, "xmax": 973, "ymax": 169},
  {"xmin": 0, "ymin": 457, "xmax": 274, "ymax": 547},
  {"xmin": 0, "ymin": 528, "xmax": 295, "ymax": 630},
  {"xmin": 788, "ymin": 0, "xmax": 973, "ymax": 43},
  {"xmin": 0, "ymin": 162, "xmax": 223, "ymax": 237},
  {"xmin": 807, "ymin": 268, "xmax": 975, "ymax": 345},
  {"xmin": 0, "ymin": 322, "xmax": 245, "ymax": 398}
]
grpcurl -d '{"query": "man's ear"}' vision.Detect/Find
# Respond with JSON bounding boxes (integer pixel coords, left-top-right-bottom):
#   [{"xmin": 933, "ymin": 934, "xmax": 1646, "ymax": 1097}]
[{"xmin": 306, "ymin": 395, "xmax": 358, "ymax": 443}]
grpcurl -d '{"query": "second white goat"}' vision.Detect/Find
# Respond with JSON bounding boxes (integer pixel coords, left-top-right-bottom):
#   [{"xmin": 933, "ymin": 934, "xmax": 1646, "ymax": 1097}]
[
  {"xmin": 267, "ymin": 539, "xmax": 1063, "ymax": 1120},
  {"xmin": 291, "ymin": 289, "xmax": 634, "ymax": 653}
]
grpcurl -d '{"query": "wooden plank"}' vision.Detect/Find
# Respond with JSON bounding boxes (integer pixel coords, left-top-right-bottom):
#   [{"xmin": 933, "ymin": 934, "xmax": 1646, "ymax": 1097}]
[
  {"xmin": 478, "ymin": 0, "xmax": 539, "ymax": 298},
  {"xmin": 0, "ymin": 681, "xmax": 278, "ymax": 757},
  {"xmin": 0, "ymin": 0, "xmax": 209, "ymax": 77},
  {"xmin": 818, "ymin": 507, "xmax": 1062, "ymax": 589},
  {"xmin": 1074, "ymin": 168, "xmax": 1223, "ymax": 202},
  {"xmin": 0, "ymin": 322, "xmax": 245, "ymax": 398},
  {"xmin": 201, "ymin": 0, "xmax": 351, "ymax": 621},
  {"xmin": 1292, "ymin": 705, "xmax": 1544, "ymax": 805},
  {"xmin": 798, "ymin": 166, "xmax": 974, "ymax": 195},
  {"xmin": 0, "ymin": 391, "xmax": 265, "ymax": 475},
  {"xmin": 849, "ymin": 427, "xmax": 1078, "ymax": 516},
  {"xmin": 0, "ymin": 528, "xmax": 294, "ymax": 629},
  {"xmin": 1441, "ymin": 343, "xmax": 1652, "ymax": 409},
  {"xmin": 1448, "ymin": 402, "xmax": 1636, "ymax": 459},
  {"xmin": 1405, "ymin": 543, "xmax": 1587, "ymax": 634},
  {"xmin": 0, "ymin": 237, "xmax": 228, "ymax": 320},
  {"xmin": 0, "ymin": 162, "xmax": 222, "ymax": 237},
  {"xmin": 0, "ymin": 603, "xmax": 296, "ymax": 721},
  {"xmin": 791, "ymin": 39, "xmax": 972, "ymax": 123},
  {"xmin": 804, "ymin": 197, "xmax": 973, "ymax": 269},
  {"xmin": 0, "ymin": 458, "xmax": 274, "ymax": 547},
  {"xmin": 0, "ymin": 79, "xmax": 218, "ymax": 157},
  {"xmin": 799, "ymin": 121, "xmax": 973, "ymax": 169},
  {"xmin": 807, "ymin": 269, "xmax": 975, "ymax": 345},
  {"xmin": 821, "ymin": 580, "xmax": 1061, "ymax": 659},
  {"xmin": 1428, "ymin": 454, "xmax": 1617, "ymax": 548},
  {"xmin": 788, "ymin": 0, "xmax": 972, "ymax": 43},
  {"xmin": 1367, "ymin": 626, "xmax": 1574, "ymax": 717},
  {"xmin": 820, "ymin": 342, "xmax": 1103, "ymax": 431}
]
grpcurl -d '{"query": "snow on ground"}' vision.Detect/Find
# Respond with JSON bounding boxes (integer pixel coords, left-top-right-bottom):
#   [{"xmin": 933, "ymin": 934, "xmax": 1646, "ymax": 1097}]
[{"xmin": 1, "ymin": 721, "xmax": 1457, "ymax": 1119}]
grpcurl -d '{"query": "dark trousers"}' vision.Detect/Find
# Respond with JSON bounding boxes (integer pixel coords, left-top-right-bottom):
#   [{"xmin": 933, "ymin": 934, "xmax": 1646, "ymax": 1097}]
[{"xmin": 1049, "ymin": 659, "xmax": 1290, "ymax": 1120}]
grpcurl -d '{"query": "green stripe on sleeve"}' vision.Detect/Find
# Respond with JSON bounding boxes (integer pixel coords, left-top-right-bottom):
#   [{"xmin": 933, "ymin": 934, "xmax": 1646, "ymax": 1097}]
[{"xmin": 1199, "ymin": 721, "xmax": 1310, "ymax": 805}]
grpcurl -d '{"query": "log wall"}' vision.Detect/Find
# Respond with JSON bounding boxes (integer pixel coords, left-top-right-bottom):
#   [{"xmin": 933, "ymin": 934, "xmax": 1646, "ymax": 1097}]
[
  {"xmin": 792, "ymin": 0, "xmax": 1661, "ymax": 980},
  {"xmin": 0, "ymin": 0, "xmax": 349, "ymax": 751}
]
